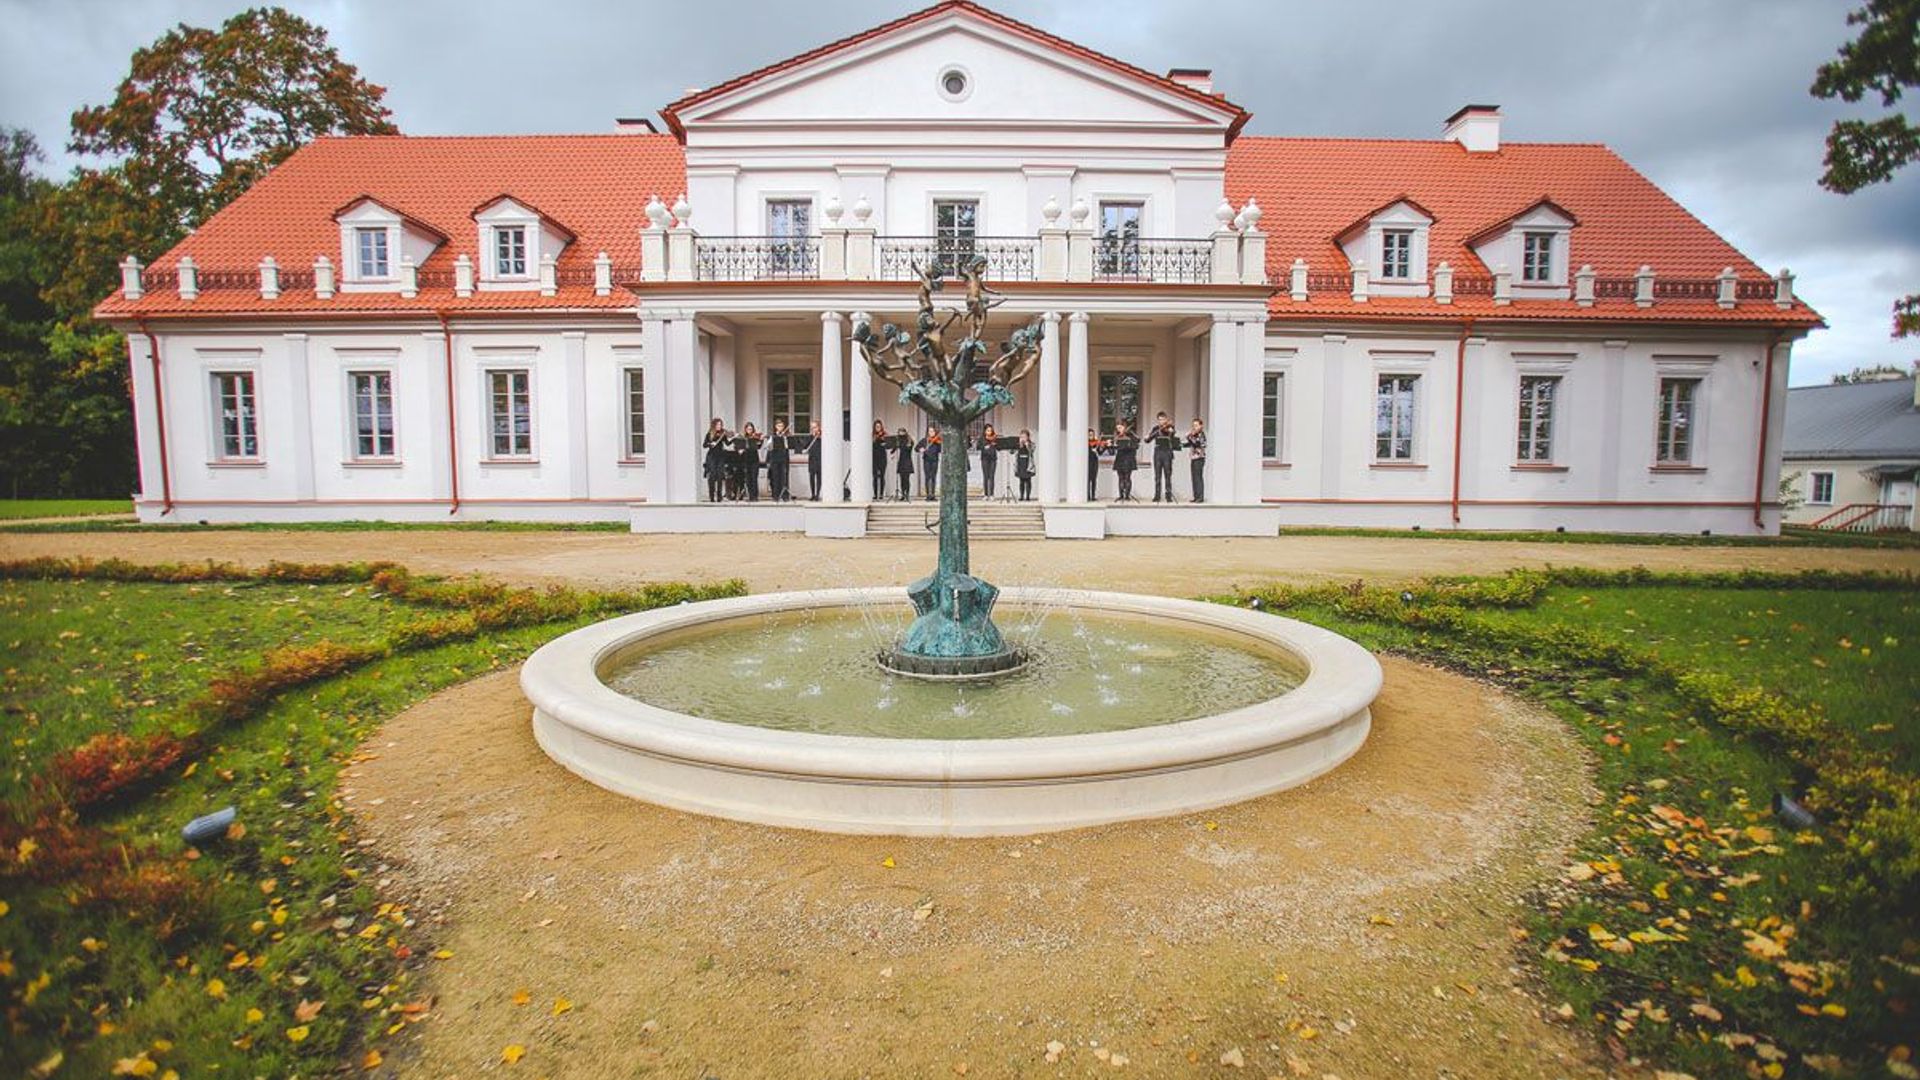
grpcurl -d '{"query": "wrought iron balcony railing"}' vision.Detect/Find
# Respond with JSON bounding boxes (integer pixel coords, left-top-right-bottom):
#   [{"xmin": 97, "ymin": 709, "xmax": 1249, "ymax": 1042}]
[
  {"xmin": 876, "ymin": 236, "xmax": 1038, "ymax": 282},
  {"xmin": 693, "ymin": 236, "xmax": 821, "ymax": 281},
  {"xmin": 1093, "ymin": 237, "xmax": 1213, "ymax": 284}
]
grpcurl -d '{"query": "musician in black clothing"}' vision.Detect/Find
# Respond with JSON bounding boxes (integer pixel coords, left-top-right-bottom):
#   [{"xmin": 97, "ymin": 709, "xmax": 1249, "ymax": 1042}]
[
  {"xmin": 870, "ymin": 420, "xmax": 890, "ymax": 501},
  {"xmin": 1086, "ymin": 428, "xmax": 1104, "ymax": 502},
  {"xmin": 978, "ymin": 424, "xmax": 998, "ymax": 500},
  {"xmin": 892, "ymin": 427, "xmax": 915, "ymax": 500},
  {"xmin": 1014, "ymin": 429, "xmax": 1035, "ymax": 501},
  {"xmin": 1110, "ymin": 421, "xmax": 1140, "ymax": 502},
  {"xmin": 766, "ymin": 419, "xmax": 794, "ymax": 501},
  {"xmin": 736, "ymin": 422, "xmax": 764, "ymax": 502},
  {"xmin": 1184, "ymin": 418, "xmax": 1207, "ymax": 503},
  {"xmin": 702, "ymin": 418, "xmax": 728, "ymax": 503},
  {"xmin": 916, "ymin": 424, "xmax": 942, "ymax": 502},
  {"xmin": 1147, "ymin": 411, "xmax": 1180, "ymax": 502},
  {"xmin": 803, "ymin": 420, "xmax": 823, "ymax": 500}
]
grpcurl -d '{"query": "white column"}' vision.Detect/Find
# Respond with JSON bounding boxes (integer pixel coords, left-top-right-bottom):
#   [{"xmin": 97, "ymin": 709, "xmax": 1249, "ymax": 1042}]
[
  {"xmin": 282, "ymin": 333, "xmax": 316, "ymax": 503},
  {"xmin": 127, "ymin": 334, "xmax": 163, "ymax": 507},
  {"xmin": 849, "ymin": 311, "xmax": 874, "ymax": 502},
  {"xmin": 562, "ymin": 331, "xmax": 590, "ymax": 500},
  {"xmin": 665, "ymin": 316, "xmax": 701, "ymax": 503},
  {"xmin": 1064, "ymin": 312, "xmax": 1090, "ymax": 503},
  {"xmin": 640, "ymin": 313, "xmax": 669, "ymax": 503},
  {"xmin": 1237, "ymin": 315, "xmax": 1268, "ymax": 503},
  {"xmin": 819, "ymin": 311, "xmax": 845, "ymax": 504},
  {"xmin": 1038, "ymin": 312, "xmax": 1062, "ymax": 502},
  {"xmin": 1206, "ymin": 314, "xmax": 1238, "ymax": 504}
]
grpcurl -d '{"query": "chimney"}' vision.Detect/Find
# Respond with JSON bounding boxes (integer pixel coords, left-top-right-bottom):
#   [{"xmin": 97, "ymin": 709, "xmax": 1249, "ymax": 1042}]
[
  {"xmin": 1167, "ymin": 68, "xmax": 1214, "ymax": 95},
  {"xmin": 1443, "ymin": 104, "xmax": 1501, "ymax": 153}
]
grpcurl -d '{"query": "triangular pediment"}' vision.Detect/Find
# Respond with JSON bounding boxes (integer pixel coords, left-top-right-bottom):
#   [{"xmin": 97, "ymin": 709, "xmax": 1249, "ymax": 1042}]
[{"xmin": 668, "ymin": 4, "xmax": 1243, "ymax": 136}]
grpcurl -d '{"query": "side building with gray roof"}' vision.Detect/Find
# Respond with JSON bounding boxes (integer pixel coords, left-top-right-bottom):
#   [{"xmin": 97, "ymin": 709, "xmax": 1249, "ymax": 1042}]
[{"xmin": 1781, "ymin": 369, "xmax": 1919, "ymax": 530}]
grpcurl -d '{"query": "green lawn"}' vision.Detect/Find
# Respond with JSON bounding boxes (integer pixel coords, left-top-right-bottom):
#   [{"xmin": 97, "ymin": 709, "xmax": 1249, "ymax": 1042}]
[
  {"xmin": 0, "ymin": 499, "xmax": 132, "ymax": 520},
  {"xmin": 1238, "ymin": 569, "xmax": 1918, "ymax": 1080}
]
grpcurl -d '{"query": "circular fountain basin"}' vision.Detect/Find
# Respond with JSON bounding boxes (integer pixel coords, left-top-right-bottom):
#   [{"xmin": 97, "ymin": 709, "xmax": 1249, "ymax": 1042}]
[{"xmin": 522, "ymin": 588, "xmax": 1381, "ymax": 837}]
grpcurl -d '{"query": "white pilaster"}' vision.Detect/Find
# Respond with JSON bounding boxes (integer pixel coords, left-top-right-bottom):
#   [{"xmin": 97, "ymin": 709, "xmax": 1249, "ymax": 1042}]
[
  {"xmin": 819, "ymin": 311, "xmax": 845, "ymax": 504},
  {"xmin": 1237, "ymin": 316, "xmax": 1267, "ymax": 502},
  {"xmin": 665, "ymin": 315, "xmax": 701, "ymax": 503},
  {"xmin": 1318, "ymin": 335, "xmax": 1347, "ymax": 500},
  {"xmin": 563, "ymin": 331, "xmax": 590, "ymax": 500},
  {"xmin": 423, "ymin": 329, "xmax": 452, "ymax": 501},
  {"xmin": 1038, "ymin": 311, "xmax": 1062, "ymax": 502},
  {"xmin": 1206, "ymin": 315, "xmax": 1238, "ymax": 504},
  {"xmin": 1598, "ymin": 339, "xmax": 1628, "ymax": 502},
  {"xmin": 640, "ymin": 313, "xmax": 669, "ymax": 503},
  {"xmin": 849, "ymin": 310, "xmax": 874, "ymax": 503},
  {"xmin": 283, "ymin": 333, "xmax": 315, "ymax": 502},
  {"xmin": 127, "ymin": 334, "xmax": 163, "ymax": 505},
  {"xmin": 1065, "ymin": 312, "xmax": 1090, "ymax": 503}
]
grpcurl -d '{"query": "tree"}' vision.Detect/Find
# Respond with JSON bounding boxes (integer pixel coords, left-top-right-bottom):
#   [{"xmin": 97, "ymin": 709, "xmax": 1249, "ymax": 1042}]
[
  {"xmin": 1830, "ymin": 362, "xmax": 1911, "ymax": 383},
  {"xmin": 2, "ymin": 7, "xmax": 398, "ymax": 498},
  {"xmin": 1812, "ymin": 0, "xmax": 1920, "ymax": 335}
]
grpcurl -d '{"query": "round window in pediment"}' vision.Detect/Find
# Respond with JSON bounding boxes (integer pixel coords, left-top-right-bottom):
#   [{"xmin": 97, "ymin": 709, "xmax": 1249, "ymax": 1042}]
[{"xmin": 938, "ymin": 66, "xmax": 972, "ymax": 102}]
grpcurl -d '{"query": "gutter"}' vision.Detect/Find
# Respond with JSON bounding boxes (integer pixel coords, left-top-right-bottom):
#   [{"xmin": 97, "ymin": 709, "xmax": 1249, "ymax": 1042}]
[
  {"xmin": 135, "ymin": 320, "xmax": 174, "ymax": 517},
  {"xmin": 1450, "ymin": 318, "xmax": 1474, "ymax": 524},
  {"xmin": 1752, "ymin": 329, "xmax": 1783, "ymax": 530},
  {"xmin": 436, "ymin": 311, "xmax": 461, "ymax": 515}
]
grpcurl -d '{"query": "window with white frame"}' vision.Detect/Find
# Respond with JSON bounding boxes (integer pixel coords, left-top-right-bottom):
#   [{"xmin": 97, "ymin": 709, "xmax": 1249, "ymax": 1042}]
[
  {"xmin": 766, "ymin": 369, "xmax": 814, "ymax": 436},
  {"xmin": 1654, "ymin": 377, "xmax": 1700, "ymax": 465},
  {"xmin": 1261, "ymin": 372, "xmax": 1285, "ymax": 461},
  {"xmin": 1515, "ymin": 375, "xmax": 1559, "ymax": 462},
  {"xmin": 1808, "ymin": 470, "xmax": 1834, "ymax": 505},
  {"xmin": 933, "ymin": 199, "xmax": 978, "ymax": 278},
  {"xmin": 623, "ymin": 368, "xmax": 646, "ymax": 458},
  {"xmin": 355, "ymin": 227, "xmax": 389, "ymax": 279},
  {"xmin": 1374, "ymin": 374, "xmax": 1418, "ymax": 461},
  {"xmin": 1521, "ymin": 231, "xmax": 1555, "ymax": 283},
  {"xmin": 349, "ymin": 370, "xmax": 395, "ymax": 459},
  {"xmin": 493, "ymin": 225, "xmax": 528, "ymax": 278},
  {"xmin": 211, "ymin": 371, "xmax": 259, "ymax": 460},
  {"xmin": 1379, "ymin": 229, "xmax": 1413, "ymax": 280},
  {"xmin": 1097, "ymin": 201, "xmax": 1144, "ymax": 277},
  {"xmin": 1097, "ymin": 369, "xmax": 1143, "ymax": 434},
  {"xmin": 487, "ymin": 369, "xmax": 533, "ymax": 458}
]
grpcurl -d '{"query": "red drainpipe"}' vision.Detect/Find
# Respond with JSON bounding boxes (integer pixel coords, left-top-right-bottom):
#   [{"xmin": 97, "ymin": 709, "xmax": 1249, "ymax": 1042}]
[
  {"xmin": 436, "ymin": 311, "xmax": 461, "ymax": 515},
  {"xmin": 135, "ymin": 320, "xmax": 174, "ymax": 517},
  {"xmin": 1752, "ymin": 329, "xmax": 1782, "ymax": 530},
  {"xmin": 1450, "ymin": 318, "xmax": 1475, "ymax": 525}
]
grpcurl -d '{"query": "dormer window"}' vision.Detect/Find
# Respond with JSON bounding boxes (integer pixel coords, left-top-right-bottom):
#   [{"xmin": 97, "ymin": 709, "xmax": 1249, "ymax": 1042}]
[
  {"xmin": 1380, "ymin": 229, "xmax": 1413, "ymax": 280},
  {"xmin": 333, "ymin": 196, "xmax": 446, "ymax": 291},
  {"xmin": 472, "ymin": 196, "xmax": 574, "ymax": 290},
  {"xmin": 494, "ymin": 225, "xmax": 529, "ymax": 278},
  {"xmin": 1521, "ymin": 232, "xmax": 1554, "ymax": 283},
  {"xmin": 355, "ymin": 227, "xmax": 390, "ymax": 279},
  {"xmin": 1336, "ymin": 197, "xmax": 1435, "ymax": 296}
]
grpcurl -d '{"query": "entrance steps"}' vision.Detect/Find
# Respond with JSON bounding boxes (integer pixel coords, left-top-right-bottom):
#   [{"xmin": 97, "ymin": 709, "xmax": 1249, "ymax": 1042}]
[{"xmin": 865, "ymin": 498, "xmax": 1045, "ymax": 539}]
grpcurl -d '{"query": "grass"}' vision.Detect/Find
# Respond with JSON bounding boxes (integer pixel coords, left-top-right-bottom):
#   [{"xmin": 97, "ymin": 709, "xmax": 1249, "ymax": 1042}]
[
  {"xmin": 0, "ymin": 560, "xmax": 744, "ymax": 1079},
  {"xmin": 0, "ymin": 499, "xmax": 131, "ymax": 520},
  {"xmin": 0, "ymin": 517, "xmax": 629, "ymax": 534},
  {"xmin": 1232, "ymin": 568, "xmax": 1918, "ymax": 1079}
]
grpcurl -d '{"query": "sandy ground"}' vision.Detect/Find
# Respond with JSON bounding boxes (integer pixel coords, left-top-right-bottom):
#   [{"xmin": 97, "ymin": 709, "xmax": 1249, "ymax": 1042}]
[
  {"xmin": 344, "ymin": 659, "xmax": 1606, "ymax": 1079},
  {"xmin": 3, "ymin": 528, "xmax": 1916, "ymax": 595}
]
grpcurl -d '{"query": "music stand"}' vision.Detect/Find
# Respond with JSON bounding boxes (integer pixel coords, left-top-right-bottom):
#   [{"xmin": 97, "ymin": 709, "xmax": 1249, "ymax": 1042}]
[{"xmin": 994, "ymin": 435, "xmax": 1020, "ymax": 502}]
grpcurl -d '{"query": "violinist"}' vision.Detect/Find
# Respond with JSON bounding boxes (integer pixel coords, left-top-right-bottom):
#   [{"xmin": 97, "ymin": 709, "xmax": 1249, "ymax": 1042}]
[
  {"xmin": 870, "ymin": 420, "xmax": 890, "ymax": 501},
  {"xmin": 1147, "ymin": 411, "xmax": 1180, "ymax": 503},
  {"xmin": 1110, "ymin": 420, "xmax": 1140, "ymax": 502},
  {"xmin": 978, "ymin": 424, "xmax": 999, "ymax": 501},
  {"xmin": 702, "ymin": 418, "xmax": 728, "ymax": 503},
  {"xmin": 736, "ymin": 422, "xmax": 763, "ymax": 502},
  {"xmin": 1014, "ymin": 429, "xmax": 1036, "ymax": 501},
  {"xmin": 916, "ymin": 424, "xmax": 942, "ymax": 502},
  {"xmin": 1185, "ymin": 417, "xmax": 1207, "ymax": 503},
  {"xmin": 803, "ymin": 420, "xmax": 823, "ymax": 501},
  {"xmin": 766, "ymin": 419, "xmax": 794, "ymax": 502},
  {"xmin": 893, "ymin": 426, "xmax": 915, "ymax": 500},
  {"xmin": 1086, "ymin": 428, "xmax": 1105, "ymax": 502}
]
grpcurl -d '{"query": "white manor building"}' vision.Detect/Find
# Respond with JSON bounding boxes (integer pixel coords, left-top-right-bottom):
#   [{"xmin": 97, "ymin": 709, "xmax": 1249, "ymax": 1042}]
[{"xmin": 99, "ymin": 0, "xmax": 1822, "ymax": 537}]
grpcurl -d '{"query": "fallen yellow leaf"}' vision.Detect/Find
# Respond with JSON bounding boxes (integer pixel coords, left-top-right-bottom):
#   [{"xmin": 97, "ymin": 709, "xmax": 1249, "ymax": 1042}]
[
  {"xmin": 285, "ymin": 1025, "xmax": 310, "ymax": 1043},
  {"xmin": 362, "ymin": 1049, "xmax": 383, "ymax": 1070},
  {"xmin": 511, "ymin": 988, "xmax": 531, "ymax": 1006},
  {"xmin": 502, "ymin": 1044, "xmax": 527, "ymax": 1065},
  {"xmin": 552, "ymin": 997, "xmax": 573, "ymax": 1016}
]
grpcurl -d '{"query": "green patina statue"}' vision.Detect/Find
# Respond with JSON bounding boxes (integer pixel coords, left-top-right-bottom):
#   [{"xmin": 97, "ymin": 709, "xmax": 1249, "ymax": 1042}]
[{"xmin": 852, "ymin": 258, "xmax": 1042, "ymax": 675}]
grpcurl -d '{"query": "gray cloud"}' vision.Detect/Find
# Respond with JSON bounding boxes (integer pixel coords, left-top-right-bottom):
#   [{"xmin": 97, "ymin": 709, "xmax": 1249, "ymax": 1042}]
[{"xmin": 1, "ymin": 0, "xmax": 1912, "ymax": 382}]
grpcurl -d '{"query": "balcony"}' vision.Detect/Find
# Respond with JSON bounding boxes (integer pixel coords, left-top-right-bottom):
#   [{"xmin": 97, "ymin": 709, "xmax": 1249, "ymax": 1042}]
[{"xmin": 875, "ymin": 236, "xmax": 1038, "ymax": 282}]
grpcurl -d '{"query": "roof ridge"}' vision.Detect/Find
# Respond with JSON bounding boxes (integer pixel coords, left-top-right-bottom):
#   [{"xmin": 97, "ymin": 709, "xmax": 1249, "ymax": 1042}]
[
  {"xmin": 1233, "ymin": 135, "xmax": 1611, "ymax": 148},
  {"xmin": 310, "ymin": 132, "xmax": 676, "ymax": 143}
]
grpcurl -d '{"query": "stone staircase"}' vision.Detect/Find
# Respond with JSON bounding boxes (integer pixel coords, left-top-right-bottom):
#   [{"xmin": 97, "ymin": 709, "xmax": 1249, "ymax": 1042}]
[{"xmin": 865, "ymin": 497, "xmax": 1045, "ymax": 539}]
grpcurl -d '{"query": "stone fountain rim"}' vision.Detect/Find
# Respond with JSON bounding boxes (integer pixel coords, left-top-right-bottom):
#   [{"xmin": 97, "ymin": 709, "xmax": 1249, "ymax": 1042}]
[{"xmin": 521, "ymin": 586, "xmax": 1381, "ymax": 785}]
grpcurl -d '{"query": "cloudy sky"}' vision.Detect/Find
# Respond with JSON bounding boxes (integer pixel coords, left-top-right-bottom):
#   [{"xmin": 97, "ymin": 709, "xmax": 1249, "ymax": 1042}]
[{"xmin": 3, "ymin": 0, "xmax": 1914, "ymax": 385}]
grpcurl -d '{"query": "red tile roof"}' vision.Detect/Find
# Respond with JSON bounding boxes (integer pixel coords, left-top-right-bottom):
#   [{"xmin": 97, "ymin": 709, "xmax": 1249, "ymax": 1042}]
[
  {"xmin": 659, "ymin": 0, "xmax": 1250, "ymax": 142},
  {"xmin": 96, "ymin": 129, "xmax": 1818, "ymax": 328},
  {"xmin": 1227, "ymin": 137, "xmax": 1819, "ymax": 324}
]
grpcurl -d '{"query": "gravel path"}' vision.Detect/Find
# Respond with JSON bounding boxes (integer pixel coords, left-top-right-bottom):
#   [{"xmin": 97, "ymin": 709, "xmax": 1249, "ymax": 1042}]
[
  {"xmin": 2, "ymin": 528, "xmax": 1914, "ymax": 594},
  {"xmin": 344, "ymin": 659, "xmax": 1606, "ymax": 1079}
]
